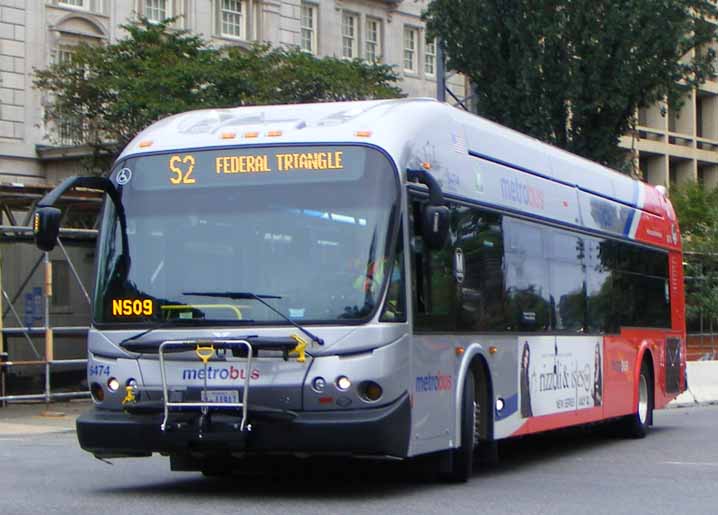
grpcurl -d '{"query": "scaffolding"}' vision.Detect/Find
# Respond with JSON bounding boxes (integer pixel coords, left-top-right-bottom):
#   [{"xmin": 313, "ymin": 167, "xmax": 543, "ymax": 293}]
[{"xmin": 0, "ymin": 183, "xmax": 101, "ymax": 404}]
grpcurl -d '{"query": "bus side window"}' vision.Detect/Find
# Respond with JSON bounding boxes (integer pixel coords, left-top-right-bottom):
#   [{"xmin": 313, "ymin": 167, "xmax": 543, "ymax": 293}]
[
  {"xmin": 455, "ymin": 206, "xmax": 507, "ymax": 331},
  {"xmin": 589, "ymin": 238, "xmax": 671, "ymax": 332},
  {"xmin": 504, "ymin": 219, "xmax": 551, "ymax": 331},
  {"xmin": 380, "ymin": 224, "xmax": 406, "ymax": 322},
  {"xmin": 411, "ymin": 200, "xmax": 456, "ymax": 332},
  {"xmin": 547, "ymin": 232, "xmax": 587, "ymax": 332}
]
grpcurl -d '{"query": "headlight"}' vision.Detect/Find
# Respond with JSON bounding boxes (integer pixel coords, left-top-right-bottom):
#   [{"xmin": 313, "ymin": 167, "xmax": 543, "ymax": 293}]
[{"xmin": 336, "ymin": 376, "xmax": 352, "ymax": 391}]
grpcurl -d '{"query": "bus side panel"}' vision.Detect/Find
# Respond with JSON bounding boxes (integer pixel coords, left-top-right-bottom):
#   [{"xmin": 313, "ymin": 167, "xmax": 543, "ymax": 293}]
[
  {"xmin": 409, "ymin": 334, "xmax": 456, "ymax": 456},
  {"xmin": 608, "ymin": 329, "xmax": 685, "ymax": 414},
  {"xmin": 510, "ymin": 330, "xmax": 681, "ymax": 437},
  {"xmin": 518, "ymin": 335, "xmax": 605, "ymax": 436},
  {"xmin": 669, "ymin": 251, "xmax": 686, "ymax": 335},
  {"xmin": 602, "ymin": 334, "xmax": 637, "ymax": 419},
  {"xmin": 524, "ymin": 407, "xmax": 604, "ymax": 435}
]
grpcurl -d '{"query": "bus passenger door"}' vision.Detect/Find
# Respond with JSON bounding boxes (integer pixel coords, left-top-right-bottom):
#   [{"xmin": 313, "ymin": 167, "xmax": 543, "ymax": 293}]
[{"xmin": 409, "ymin": 199, "xmax": 456, "ymax": 454}]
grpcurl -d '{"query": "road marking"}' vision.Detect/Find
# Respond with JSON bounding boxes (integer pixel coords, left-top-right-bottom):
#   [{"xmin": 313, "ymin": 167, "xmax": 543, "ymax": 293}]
[{"xmin": 663, "ymin": 461, "xmax": 718, "ymax": 467}]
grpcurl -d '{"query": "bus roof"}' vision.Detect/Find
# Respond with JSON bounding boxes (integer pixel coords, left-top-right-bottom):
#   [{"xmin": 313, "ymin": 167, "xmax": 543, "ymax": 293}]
[{"xmin": 120, "ymin": 98, "xmax": 679, "ymax": 250}]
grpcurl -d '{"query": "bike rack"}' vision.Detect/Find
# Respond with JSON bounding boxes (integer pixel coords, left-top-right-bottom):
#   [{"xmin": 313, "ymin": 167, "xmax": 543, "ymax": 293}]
[{"xmin": 157, "ymin": 339, "xmax": 254, "ymax": 432}]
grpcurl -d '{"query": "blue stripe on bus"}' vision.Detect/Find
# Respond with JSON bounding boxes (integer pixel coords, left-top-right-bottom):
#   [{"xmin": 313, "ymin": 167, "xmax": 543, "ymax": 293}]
[
  {"xmin": 468, "ymin": 149, "xmax": 640, "ymax": 210},
  {"xmin": 495, "ymin": 393, "xmax": 518, "ymax": 421},
  {"xmin": 622, "ymin": 181, "xmax": 640, "ymax": 236}
]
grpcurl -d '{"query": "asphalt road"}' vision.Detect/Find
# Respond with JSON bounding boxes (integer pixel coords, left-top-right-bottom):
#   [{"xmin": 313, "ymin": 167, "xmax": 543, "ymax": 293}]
[{"xmin": 1, "ymin": 406, "xmax": 717, "ymax": 515}]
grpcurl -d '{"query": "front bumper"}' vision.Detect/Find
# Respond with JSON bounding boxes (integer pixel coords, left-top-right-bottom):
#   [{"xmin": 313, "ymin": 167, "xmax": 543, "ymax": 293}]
[{"xmin": 77, "ymin": 392, "xmax": 411, "ymax": 459}]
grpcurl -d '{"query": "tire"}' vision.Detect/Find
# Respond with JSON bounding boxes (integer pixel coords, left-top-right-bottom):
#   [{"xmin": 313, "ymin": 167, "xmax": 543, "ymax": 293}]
[
  {"xmin": 623, "ymin": 361, "xmax": 653, "ymax": 438},
  {"xmin": 475, "ymin": 364, "xmax": 498, "ymax": 468},
  {"xmin": 443, "ymin": 371, "xmax": 477, "ymax": 482}
]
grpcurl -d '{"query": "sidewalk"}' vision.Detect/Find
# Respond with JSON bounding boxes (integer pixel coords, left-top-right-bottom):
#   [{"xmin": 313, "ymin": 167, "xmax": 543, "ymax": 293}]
[{"xmin": 0, "ymin": 399, "xmax": 89, "ymax": 436}]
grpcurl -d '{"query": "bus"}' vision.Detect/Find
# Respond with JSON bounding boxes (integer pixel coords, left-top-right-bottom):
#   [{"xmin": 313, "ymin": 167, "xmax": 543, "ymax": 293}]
[{"xmin": 33, "ymin": 98, "xmax": 686, "ymax": 481}]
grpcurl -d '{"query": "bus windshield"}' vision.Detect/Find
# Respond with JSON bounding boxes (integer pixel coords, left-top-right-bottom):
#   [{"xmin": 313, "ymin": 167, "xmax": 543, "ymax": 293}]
[{"xmin": 94, "ymin": 145, "xmax": 400, "ymax": 326}]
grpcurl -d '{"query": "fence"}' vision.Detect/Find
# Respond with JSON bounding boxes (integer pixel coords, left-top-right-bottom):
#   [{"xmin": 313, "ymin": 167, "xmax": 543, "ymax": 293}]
[{"xmin": 687, "ymin": 333, "xmax": 718, "ymax": 361}]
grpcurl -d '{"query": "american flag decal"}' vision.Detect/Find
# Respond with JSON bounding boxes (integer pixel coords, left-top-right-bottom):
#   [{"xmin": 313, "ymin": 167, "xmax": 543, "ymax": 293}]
[{"xmin": 451, "ymin": 132, "xmax": 466, "ymax": 154}]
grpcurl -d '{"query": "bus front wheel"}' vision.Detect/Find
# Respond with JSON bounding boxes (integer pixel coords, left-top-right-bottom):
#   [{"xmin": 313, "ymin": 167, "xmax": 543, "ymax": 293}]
[{"xmin": 442, "ymin": 371, "xmax": 477, "ymax": 482}]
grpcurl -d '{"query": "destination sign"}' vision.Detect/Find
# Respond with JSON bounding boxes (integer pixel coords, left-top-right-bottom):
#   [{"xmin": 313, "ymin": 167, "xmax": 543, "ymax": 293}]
[
  {"xmin": 115, "ymin": 146, "xmax": 364, "ymax": 191},
  {"xmin": 214, "ymin": 151, "xmax": 343, "ymax": 175}
]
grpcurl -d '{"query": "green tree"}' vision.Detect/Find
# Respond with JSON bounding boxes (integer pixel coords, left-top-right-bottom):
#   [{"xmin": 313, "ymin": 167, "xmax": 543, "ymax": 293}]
[
  {"xmin": 672, "ymin": 181, "xmax": 718, "ymax": 344},
  {"xmin": 34, "ymin": 19, "xmax": 402, "ymax": 173},
  {"xmin": 424, "ymin": 0, "xmax": 718, "ymax": 169}
]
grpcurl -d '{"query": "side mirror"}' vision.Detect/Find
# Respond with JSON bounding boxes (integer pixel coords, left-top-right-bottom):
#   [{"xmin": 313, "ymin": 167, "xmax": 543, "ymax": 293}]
[
  {"xmin": 407, "ymin": 168, "xmax": 450, "ymax": 250},
  {"xmin": 33, "ymin": 207, "xmax": 62, "ymax": 252},
  {"xmin": 33, "ymin": 175, "xmax": 125, "ymax": 254},
  {"xmin": 422, "ymin": 204, "xmax": 450, "ymax": 250}
]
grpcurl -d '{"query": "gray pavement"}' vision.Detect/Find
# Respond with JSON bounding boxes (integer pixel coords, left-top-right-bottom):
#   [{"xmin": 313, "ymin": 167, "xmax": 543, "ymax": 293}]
[
  {"xmin": 0, "ymin": 399, "xmax": 86, "ymax": 435},
  {"xmin": 1, "ymin": 403, "xmax": 717, "ymax": 515}
]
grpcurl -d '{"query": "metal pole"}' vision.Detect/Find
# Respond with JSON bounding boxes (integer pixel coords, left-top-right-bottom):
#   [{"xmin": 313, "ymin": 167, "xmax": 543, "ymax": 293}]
[
  {"xmin": 0, "ymin": 245, "xmax": 4, "ymax": 407},
  {"xmin": 437, "ymin": 40, "xmax": 446, "ymax": 103},
  {"xmin": 44, "ymin": 252, "xmax": 53, "ymax": 405}
]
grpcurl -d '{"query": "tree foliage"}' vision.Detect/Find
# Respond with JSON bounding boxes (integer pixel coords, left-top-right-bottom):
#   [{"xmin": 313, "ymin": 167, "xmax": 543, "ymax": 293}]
[
  {"xmin": 33, "ymin": 18, "xmax": 403, "ymax": 172},
  {"xmin": 424, "ymin": 0, "xmax": 718, "ymax": 169},
  {"xmin": 671, "ymin": 182, "xmax": 718, "ymax": 332}
]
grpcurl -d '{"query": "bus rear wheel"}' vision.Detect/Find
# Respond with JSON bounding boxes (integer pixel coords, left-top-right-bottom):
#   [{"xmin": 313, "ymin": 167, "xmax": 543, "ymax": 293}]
[{"xmin": 622, "ymin": 360, "xmax": 653, "ymax": 438}]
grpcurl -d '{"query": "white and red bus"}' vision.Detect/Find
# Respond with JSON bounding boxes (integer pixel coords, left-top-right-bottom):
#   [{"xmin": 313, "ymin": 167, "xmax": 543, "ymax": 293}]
[{"xmin": 33, "ymin": 99, "xmax": 685, "ymax": 481}]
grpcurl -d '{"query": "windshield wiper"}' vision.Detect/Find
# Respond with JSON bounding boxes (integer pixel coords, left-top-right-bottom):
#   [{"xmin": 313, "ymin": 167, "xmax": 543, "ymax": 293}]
[
  {"xmin": 183, "ymin": 291, "xmax": 325, "ymax": 346},
  {"xmin": 118, "ymin": 317, "xmax": 257, "ymax": 348}
]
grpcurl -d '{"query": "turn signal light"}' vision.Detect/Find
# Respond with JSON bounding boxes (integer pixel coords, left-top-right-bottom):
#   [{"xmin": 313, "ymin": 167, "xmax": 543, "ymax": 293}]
[
  {"xmin": 359, "ymin": 381, "xmax": 383, "ymax": 402},
  {"xmin": 90, "ymin": 382, "xmax": 104, "ymax": 402}
]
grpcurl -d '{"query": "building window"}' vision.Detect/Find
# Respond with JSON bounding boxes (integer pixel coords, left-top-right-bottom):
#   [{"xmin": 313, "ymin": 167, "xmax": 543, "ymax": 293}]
[
  {"xmin": 59, "ymin": 0, "xmax": 87, "ymax": 8},
  {"xmin": 342, "ymin": 12, "xmax": 359, "ymax": 59},
  {"xmin": 145, "ymin": 0, "xmax": 170, "ymax": 22},
  {"xmin": 425, "ymin": 37, "xmax": 436, "ymax": 76},
  {"xmin": 55, "ymin": 47, "xmax": 75, "ymax": 66},
  {"xmin": 403, "ymin": 27, "xmax": 418, "ymax": 73},
  {"xmin": 53, "ymin": 47, "xmax": 89, "ymax": 145},
  {"xmin": 300, "ymin": 3, "xmax": 317, "ymax": 54},
  {"xmin": 366, "ymin": 18, "xmax": 381, "ymax": 63},
  {"xmin": 220, "ymin": 0, "xmax": 247, "ymax": 39}
]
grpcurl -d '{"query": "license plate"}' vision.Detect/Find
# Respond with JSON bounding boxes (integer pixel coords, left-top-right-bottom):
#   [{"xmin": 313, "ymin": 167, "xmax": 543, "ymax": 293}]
[{"xmin": 201, "ymin": 390, "xmax": 239, "ymax": 404}]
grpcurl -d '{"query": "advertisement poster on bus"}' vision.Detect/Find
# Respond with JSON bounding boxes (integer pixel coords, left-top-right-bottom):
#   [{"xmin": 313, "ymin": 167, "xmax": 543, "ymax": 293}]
[{"xmin": 518, "ymin": 336, "xmax": 603, "ymax": 418}]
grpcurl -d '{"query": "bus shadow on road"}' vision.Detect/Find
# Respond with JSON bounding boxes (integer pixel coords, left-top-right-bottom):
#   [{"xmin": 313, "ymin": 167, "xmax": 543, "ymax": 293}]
[
  {"xmin": 95, "ymin": 424, "xmax": 678, "ymax": 498},
  {"xmin": 96, "ymin": 457, "xmax": 439, "ymax": 499},
  {"xmin": 483, "ymin": 423, "xmax": 678, "ymax": 477}
]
